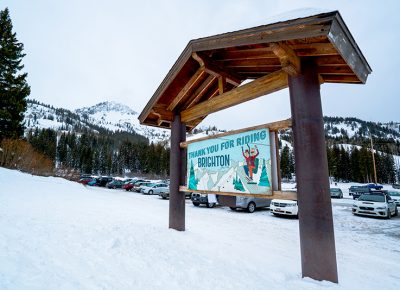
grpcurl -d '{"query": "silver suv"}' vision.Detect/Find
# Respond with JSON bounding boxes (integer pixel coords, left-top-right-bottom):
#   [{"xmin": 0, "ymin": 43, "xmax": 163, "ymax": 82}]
[{"xmin": 219, "ymin": 196, "xmax": 271, "ymax": 213}]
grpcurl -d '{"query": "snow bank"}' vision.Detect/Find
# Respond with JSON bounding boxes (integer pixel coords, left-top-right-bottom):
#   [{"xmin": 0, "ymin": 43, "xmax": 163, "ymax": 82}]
[{"xmin": 0, "ymin": 168, "xmax": 399, "ymax": 290}]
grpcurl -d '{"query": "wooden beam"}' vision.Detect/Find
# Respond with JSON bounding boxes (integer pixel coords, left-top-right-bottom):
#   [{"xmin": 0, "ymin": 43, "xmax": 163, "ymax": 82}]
[
  {"xmin": 167, "ymin": 68, "xmax": 206, "ymax": 111},
  {"xmin": 150, "ymin": 104, "xmax": 174, "ymax": 126},
  {"xmin": 218, "ymin": 76, "xmax": 226, "ymax": 94},
  {"xmin": 181, "ymin": 118, "xmax": 291, "ymax": 147},
  {"xmin": 314, "ymin": 55, "xmax": 347, "ymax": 66},
  {"xmin": 321, "ymin": 75, "xmax": 361, "ymax": 83},
  {"xmin": 270, "ymin": 42, "xmax": 301, "ymax": 76},
  {"xmin": 291, "ymin": 43, "xmax": 339, "ymax": 56},
  {"xmin": 192, "ymin": 52, "xmax": 242, "ymax": 86},
  {"xmin": 317, "ymin": 66, "xmax": 353, "ymax": 75},
  {"xmin": 182, "ymin": 75, "xmax": 217, "ymax": 109},
  {"xmin": 218, "ymin": 58, "xmax": 281, "ymax": 68},
  {"xmin": 181, "ymin": 69, "xmax": 288, "ymax": 123}
]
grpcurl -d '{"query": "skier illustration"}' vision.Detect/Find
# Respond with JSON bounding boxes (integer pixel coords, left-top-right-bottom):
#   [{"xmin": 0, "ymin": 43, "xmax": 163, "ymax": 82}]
[{"xmin": 242, "ymin": 144, "xmax": 259, "ymax": 180}]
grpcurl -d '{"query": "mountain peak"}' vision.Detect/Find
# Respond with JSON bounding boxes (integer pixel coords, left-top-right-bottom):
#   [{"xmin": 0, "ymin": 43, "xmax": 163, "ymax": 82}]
[{"xmin": 75, "ymin": 101, "xmax": 137, "ymax": 116}]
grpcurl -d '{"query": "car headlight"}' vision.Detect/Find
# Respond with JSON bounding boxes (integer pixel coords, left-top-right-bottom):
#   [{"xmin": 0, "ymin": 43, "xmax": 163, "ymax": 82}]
[
  {"xmin": 376, "ymin": 206, "xmax": 387, "ymax": 210},
  {"xmin": 352, "ymin": 204, "xmax": 358, "ymax": 207}
]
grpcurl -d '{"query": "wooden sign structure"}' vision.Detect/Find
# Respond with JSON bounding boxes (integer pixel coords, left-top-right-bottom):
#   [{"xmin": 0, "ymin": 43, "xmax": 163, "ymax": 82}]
[
  {"xmin": 180, "ymin": 119, "xmax": 297, "ymax": 200},
  {"xmin": 139, "ymin": 11, "xmax": 372, "ymax": 283}
]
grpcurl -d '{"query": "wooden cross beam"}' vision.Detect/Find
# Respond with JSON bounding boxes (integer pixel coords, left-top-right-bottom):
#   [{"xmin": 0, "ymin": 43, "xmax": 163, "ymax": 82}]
[
  {"xmin": 167, "ymin": 68, "xmax": 206, "ymax": 111},
  {"xmin": 151, "ymin": 104, "xmax": 174, "ymax": 126},
  {"xmin": 192, "ymin": 52, "xmax": 242, "ymax": 86},
  {"xmin": 270, "ymin": 42, "xmax": 301, "ymax": 76},
  {"xmin": 180, "ymin": 69, "xmax": 288, "ymax": 123},
  {"xmin": 182, "ymin": 74, "xmax": 217, "ymax": 109}
]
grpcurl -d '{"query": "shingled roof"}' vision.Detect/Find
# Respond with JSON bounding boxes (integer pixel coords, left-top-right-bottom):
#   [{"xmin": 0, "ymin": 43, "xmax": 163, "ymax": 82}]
[{"xmin": 139, "ymin": 10, "xmax": 372, "ymax": 130}]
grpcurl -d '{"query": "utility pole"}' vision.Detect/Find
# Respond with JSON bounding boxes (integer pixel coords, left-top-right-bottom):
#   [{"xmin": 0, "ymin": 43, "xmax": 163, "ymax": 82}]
[{"xmin": 369, "ymin": 132, "xmax": 378, "ymax": 184}]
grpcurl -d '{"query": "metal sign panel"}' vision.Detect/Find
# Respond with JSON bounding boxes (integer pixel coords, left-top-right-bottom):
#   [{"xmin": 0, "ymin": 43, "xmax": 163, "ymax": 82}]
[{"xmin": 187, "ymin": 128, "xmax": 272, "ymax": 195}]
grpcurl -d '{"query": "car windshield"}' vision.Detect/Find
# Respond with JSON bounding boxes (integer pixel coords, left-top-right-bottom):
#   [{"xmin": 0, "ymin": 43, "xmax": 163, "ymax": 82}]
[
  {"xmin": 388, "ymin": 191, "xmax": 400, "ymax": 196},
  {"xmin": 358, "ymin": 194, "xmax": 385, "ymax": 202},
  {"xmin": 330, "ymin": 189, "xmax": 341, "ymax": 192}
]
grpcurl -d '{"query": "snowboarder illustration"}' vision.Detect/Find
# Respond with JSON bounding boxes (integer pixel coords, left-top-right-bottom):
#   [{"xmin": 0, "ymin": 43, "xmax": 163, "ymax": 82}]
[{"xmin": 242, "ymin": 144, "xmax": 259, "ymax": 181}]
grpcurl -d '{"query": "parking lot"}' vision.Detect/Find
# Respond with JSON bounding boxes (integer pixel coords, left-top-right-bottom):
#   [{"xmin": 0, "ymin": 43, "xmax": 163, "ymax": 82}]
[{"xmin": 1, "ymin": 168, "xmax": 400, "ymax": 290}]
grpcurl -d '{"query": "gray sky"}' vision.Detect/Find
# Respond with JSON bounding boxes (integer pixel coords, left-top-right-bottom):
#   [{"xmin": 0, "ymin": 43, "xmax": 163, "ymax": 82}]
[{"xmin": 2, "ymin": 0, "xmax": 400, "ymax": 129}]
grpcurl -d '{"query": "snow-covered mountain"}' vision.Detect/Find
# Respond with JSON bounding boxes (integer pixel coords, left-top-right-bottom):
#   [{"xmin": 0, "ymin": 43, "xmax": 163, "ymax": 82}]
[
  {"xmin": 323, "ymin": 116, "xmax": 400, "ymax": 141},
  {"xmin": 24, "ymin": 99, "xmax": 400, "ymax": 147},
  {"xmin": 74, "ymin": 101, "xmax": 171, "ymax": 143},
  {"xmin": 25, "ymin": 100, "xmax": 170, "ymax": 143},
  {"xmin": 24, "ymin": 100, "xmax": 223, "ymax": 144}
]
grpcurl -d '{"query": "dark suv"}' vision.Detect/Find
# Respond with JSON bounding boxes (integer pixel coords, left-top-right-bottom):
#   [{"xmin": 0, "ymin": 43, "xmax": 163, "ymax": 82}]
[{"xmin": 349, "ymin": 186, "xmax": 371, "ymax": 199}]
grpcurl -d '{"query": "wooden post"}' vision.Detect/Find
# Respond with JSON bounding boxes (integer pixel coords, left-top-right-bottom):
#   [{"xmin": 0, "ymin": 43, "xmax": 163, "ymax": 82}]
[
  {"xmin": 288, "ymin": 58, "xmax": 338, "ymax": 283},
  {"xmin": 169, "ymin": 114, "xmax": 187, "ymax": 231},
  {"xmin": 270, "ymin": 131, "xmax": 279, "ymax": 191}
]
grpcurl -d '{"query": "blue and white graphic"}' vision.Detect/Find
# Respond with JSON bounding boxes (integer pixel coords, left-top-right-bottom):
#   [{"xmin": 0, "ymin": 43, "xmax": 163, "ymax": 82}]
[{"xmin": 187, "ymin": 128, "xmax": 272, "ymax": 195}]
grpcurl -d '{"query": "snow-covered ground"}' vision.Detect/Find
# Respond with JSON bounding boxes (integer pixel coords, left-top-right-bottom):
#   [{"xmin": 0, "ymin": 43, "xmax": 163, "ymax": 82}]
[{"xmin": 1, "ymin": 168, "xmax": 399, "ymax": 290}]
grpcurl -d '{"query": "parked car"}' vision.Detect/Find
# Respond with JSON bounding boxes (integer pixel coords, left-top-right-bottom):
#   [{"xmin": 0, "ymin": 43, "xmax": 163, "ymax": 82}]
[
  {"xmin": 133, "ymin": 181, "xmax": 154, "ymax": 192},
  {"xmin": 229, "ymin": 196, "xmax": 271, "ymax": 213},
  {"xmin": 87, "ymin": 179, "xmax": 98, "ymax": 186},
  {"xmin": 78, "ymin": 177, "xmax": 93, "ymax": 185},
  {"xmin": 158, "ymin": 187, "xmax": 191, "ymax": 199},
  {"xmin": 350, "ymin": 186, "xmax": 371, "ymax": 200},
  {"xmin": 387, "ymin": 191, "xmax": 400, "ymax": 207},
  {"xmin": 141, "ymin": 183, "xmax": 169, "ymax": 195},
  {"xmin": 106, "ymin": 179, "xmax": 125, "ymax": 189},
  {"xmin": 122, "ymin": 179, "xmax": 147, "ymax": 191},
  {"xmin": 95, "ymin": 176, "xmax": 113, "ymax": 187},
  {"xmin": 270, "ymin": 199, "xmax": 298, "ymax": 217},
  {"xmin": 330, "ymin": 188, "xmax": 343, "ymax": 198},
  {"xmin": 365, "ymin": 183, "xmax": 383, "ymax": 190},
  {"xmin": 191, "ymin": 193, "xmax": 218, "ymax": 208},
  {"xmin": 348, "ymin": 185, "xmax": 358, "ymax": 196},
  {"xmin": 352, "ymin": 191, "xmax": 398, "ymax": 219},
  {"xmin": 392, "ymin": 184, "xmax": 400, "ymax": 189}
]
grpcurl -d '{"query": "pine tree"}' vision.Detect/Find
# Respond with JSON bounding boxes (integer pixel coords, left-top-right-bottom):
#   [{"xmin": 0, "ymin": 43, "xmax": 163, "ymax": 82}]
[
  {"xmin": 280, "ymin": 145, "xmax": 291, "ymax": 180},
  {"xmin": 188, "ymin": 160, "xmax": 198, "ymax": 190},
  {"xmin": 0, "ymin": 8, "xmax": 30, "ymax": 140},
  {"xmin": 258, "ymin": 159, "xmax": 271, "ymax": 187}
]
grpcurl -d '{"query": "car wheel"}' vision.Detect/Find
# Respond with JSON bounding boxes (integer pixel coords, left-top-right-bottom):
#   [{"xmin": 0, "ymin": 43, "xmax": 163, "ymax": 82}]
[
  {"xmin": 207, "ymin": 202, "xmax": 215, "ymax": 208},
  {"xmin": 148, "ymin": 190, "xmax": 153, "ymax": 195},
  {"xmin": 247, "ymin": 202, "xmax": 256, "ymax": 213},
  {"xmin": 229, "ymin": 207, "xmax": 237, "ymax": 211},
  {"xmin": 340, "ymin": 194, "xmax": 343, "ymax": 199},
  {"xmin": 387, "ymin": 209, "xmax": 392, "ymax": 219},
  {"xmin": 162, "ymin": 196, "xmax": 167, "ymax": 200},
  {"xmin": 193, "ymin": 202, "xmax": 200, "ymax": 207},
  {"xmin": 394, "ymin": 207, "xmax": 398, "ymax": 217}
]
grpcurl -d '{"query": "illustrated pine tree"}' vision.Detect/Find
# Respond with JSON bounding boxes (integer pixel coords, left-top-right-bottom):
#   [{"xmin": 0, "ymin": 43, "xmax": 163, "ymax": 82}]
[
  {"xmin": 233, "ymin": 173, "xmax": 245, "ymax": 192},
  {"xmin": 0, "ymin": 8, "xmax": 30, "ymax": 140},
  {"xmin": 188, "ymin": 160, "xmax": 198, "ymax": 190},
  {"xmin": 258, "ymin": 159, "xmax": 271, "ymax": 187}
]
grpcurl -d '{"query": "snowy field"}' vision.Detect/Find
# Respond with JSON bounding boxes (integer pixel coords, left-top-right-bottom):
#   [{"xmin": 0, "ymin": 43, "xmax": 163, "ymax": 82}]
[{"xmin": 0, "ymin": 168, "xmax": 400, "ymax": 290}]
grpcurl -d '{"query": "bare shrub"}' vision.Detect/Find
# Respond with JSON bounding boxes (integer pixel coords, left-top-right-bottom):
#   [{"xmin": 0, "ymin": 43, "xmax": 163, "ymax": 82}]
[{"xmin": 0, "ymin": 138, "xmax": 54, "ymax": 176}]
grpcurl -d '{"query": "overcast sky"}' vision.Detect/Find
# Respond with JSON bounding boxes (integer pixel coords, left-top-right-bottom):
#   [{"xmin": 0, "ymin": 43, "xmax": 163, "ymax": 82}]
[{"xmin": 2, "ymin": 0, "xmax": 400, "ymax": 129}]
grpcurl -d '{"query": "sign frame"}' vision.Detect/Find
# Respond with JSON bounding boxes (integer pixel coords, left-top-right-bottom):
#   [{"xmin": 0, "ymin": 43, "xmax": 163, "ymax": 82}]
[{"xmin": 180, "ymin": 119, "xmax": 293, "ymax": 199}]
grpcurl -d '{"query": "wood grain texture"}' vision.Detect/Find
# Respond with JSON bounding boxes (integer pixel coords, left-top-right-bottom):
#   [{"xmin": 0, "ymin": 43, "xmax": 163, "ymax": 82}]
[
  {"xmin": 271, "ymin": 42, "xmax": 301, "ymax": 76},
  {"xmin": 181, "ymin": 70, "xmax": 288, "ymax": 123}
]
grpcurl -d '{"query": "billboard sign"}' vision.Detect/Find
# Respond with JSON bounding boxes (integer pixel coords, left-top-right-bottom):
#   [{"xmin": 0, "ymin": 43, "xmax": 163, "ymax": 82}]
[{"xmin": 187, "ymin": 128, "xmax": 272, "ymax": 195}]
